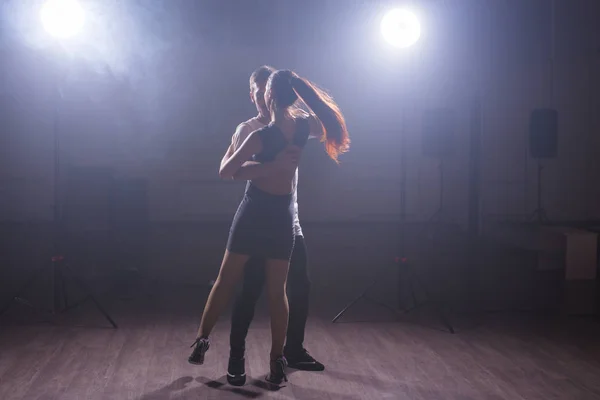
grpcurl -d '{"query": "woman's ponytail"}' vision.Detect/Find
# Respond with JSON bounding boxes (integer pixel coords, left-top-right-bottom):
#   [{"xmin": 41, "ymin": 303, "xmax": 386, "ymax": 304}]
[{"xmin": 291, "ymin": 76, "xmax": 350, "ymax": 163}]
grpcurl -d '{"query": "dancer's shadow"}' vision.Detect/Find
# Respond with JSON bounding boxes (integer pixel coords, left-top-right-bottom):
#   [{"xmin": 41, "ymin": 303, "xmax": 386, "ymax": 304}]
[
  {"xmin": 138, "ymin": 375, "xmax": 270, "ymax": 399},
  {"xmin": 137, "ymin": 376, "xmax": 194, "ymax": 400},
  {"xmin": 197, "ymin": 375, "xmax": 270, "ymax": 398},
  {"xmin": 197, "ymin": 375, "xmax": 358, "ymax": 400}
]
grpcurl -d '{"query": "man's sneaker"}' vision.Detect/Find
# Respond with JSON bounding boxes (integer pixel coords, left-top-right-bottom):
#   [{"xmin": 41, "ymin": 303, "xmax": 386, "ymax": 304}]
[
  {"xmin": 188, "ymin": 337, "xmax": 210, "ymax": 365},
  {"xmin": 227, "ymin": 357, "xmax": 246, "ymax": 386},
  {"xmin": 284, "ymin": 348, "xmax": 325, "ymax": 371},
  {"xmin": 265, "ymin": 356, "xmax": 288, "ymax": 385}
]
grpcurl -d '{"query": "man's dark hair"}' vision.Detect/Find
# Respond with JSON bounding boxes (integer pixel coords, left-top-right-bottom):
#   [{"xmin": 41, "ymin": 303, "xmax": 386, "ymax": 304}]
[{"xmin": 249, "ymin": 65, "xmax": 276, "ymax": 89}]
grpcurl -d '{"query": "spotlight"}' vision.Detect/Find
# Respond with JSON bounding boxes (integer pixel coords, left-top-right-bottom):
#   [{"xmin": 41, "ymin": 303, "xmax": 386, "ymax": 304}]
[
  {"xmin": 380, "ymin": 8, "xmax": 421, "ymax": 48},
  {"xmin": 40, "ymin": 0, "xmax": 85, "ymax": 39}
]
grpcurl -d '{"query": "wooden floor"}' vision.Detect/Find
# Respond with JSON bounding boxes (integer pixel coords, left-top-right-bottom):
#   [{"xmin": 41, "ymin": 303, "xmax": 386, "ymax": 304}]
[{"xmin": 1, "ymin": 290, "xmax": 600, "ymax": 400}]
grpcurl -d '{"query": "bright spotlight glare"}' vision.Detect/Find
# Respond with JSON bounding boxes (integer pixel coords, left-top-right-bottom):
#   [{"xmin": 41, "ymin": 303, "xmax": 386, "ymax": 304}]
[
  {"xmin": 40, "ymin": 0, "xmax": 85, "ymax": 39},
  {"xmin": 380, "ymin": 8, "xmax": 421, "ymax": 48}
]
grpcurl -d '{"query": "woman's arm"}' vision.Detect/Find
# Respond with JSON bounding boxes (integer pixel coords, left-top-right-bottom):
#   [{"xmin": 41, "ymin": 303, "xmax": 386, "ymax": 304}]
[
  {"xmin": 233, "ymin": 147, "xmax": 299, "ymax": 180},
  {"xmin": 232, "ymin": 161, "xmax": 274, "ymax": 180},
  {"xmin": 219, "ymin": 131, "xmax": 263, "ymax": 179},
  {"xmin": 220, "ymin": 123, "xmax": 278, "ymax": 181},
  {"xmin": 307, "ymin": 114, "xmax": 324, "ymax": 140},
  {"xmin": 291, "ymin": 109, "xmax": 322, "ymax": 139}
]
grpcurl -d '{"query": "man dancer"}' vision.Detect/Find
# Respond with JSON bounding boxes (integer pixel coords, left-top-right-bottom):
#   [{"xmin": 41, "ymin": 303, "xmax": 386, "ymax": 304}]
[{"xmin": 225, "ymin": 65, "xmax": 324, "ymax": 386}]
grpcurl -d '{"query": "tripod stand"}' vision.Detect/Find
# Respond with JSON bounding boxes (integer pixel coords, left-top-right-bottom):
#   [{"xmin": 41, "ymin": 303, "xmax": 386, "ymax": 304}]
[
  {"xmin": 0, "ymin": 73, "xmax": 117, "ymax": 329},
  {"xmin": 0, "ymin": 252, "xmax": 118, "ymax": 328},
  {"xmin": 530, "ymin": 162, "xmax": 549, "ymax": 223},
  {"xmin": 332, "ymin": 255, "xmax": 455, "ymax": 334}
]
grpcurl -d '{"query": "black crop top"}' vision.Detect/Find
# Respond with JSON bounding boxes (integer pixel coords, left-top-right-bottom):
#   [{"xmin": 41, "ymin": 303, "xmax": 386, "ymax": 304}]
[{"xmin": 252, "ymin": 118, "xmax": 310, "ymax": 163}]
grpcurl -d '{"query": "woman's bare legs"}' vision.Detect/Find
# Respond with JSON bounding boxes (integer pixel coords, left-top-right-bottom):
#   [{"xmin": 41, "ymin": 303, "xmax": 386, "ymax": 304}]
[
  {"xmin": 265, "ymin": 259, "xmax": 290, "ymax": 360},
  {"xmin": 197, "ymin": 250, "xmax": 249, "ymax": 339}
]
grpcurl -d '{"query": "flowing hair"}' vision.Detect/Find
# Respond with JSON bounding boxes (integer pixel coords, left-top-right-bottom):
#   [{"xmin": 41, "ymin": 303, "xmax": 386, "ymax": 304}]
[{"xmin": 267, "ymin": 70, "xmax": 350, "ymax": 163}]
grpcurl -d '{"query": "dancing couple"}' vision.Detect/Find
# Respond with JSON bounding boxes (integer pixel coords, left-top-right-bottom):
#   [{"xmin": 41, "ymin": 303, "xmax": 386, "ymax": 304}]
[{"xmin": 188, "ymin": 66, "xmax": 350, "ymax": 385}]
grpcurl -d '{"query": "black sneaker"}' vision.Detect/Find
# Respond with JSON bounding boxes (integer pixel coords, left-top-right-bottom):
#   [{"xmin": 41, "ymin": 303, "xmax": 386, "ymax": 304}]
[
  {"xmin": 188, "ymin": 337, "xmax": 210, "ymax": 365},
  {"xmin": 227, "ymin": 357, "xmax": 246, "ymax": 386},
  {"xmin": 285, "ymin": 348, "xmax": 325, "ymax": 371},
  {"xmin": 265, "ymin": 356, "xmax": 288, "ymax": 385}
]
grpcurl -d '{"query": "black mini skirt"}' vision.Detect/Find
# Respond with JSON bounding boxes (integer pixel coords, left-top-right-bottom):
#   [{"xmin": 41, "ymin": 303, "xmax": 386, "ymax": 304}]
[{"xmin": 226, "ymin": 183, "xmax": 295, "ymax": 261}]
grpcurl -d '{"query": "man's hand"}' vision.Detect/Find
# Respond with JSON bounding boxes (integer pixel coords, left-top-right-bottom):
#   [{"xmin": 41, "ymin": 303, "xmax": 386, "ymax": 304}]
[{"xmin": 273, "ymin": 146, "xmax": 301, "ymax": 172}]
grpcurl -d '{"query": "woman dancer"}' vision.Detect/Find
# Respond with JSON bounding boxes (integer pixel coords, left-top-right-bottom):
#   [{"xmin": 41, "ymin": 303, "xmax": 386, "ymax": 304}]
[{"xmin": 188, "ymin": 70, "xmax": 350, "ymax": 384}]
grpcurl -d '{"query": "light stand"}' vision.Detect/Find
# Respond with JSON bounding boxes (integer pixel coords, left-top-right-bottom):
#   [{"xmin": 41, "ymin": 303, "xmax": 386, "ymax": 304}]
[
  {"xmin": 529, "ymin": 0, "xmax": 555, "ymax": 225},
  {"xmin": 1, "ymin": 1, "xmax": 117, "ymax": 327},
  {"xmin": 331, "ymin": 105, "xmax": 411, "ymax": 324},
  {"xmin": 529, "ymin": 162, "xmax": 549, "ymax": 223},
  {"xmin": 391, "ymin": 132, "xmax": 454, "ymax": 333},
  {"xmin": 1, "ymin": 67, "xmax": 117, "ymax": 328},
  {"xmin": 429, "ymin": 159, "xmax": 446, "ymax": 223}
]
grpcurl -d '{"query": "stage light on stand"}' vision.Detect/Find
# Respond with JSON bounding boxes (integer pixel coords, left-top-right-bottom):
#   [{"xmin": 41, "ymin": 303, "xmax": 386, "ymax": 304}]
[
  {"xmin": 333, "ymin": 6, "xmax": 454, "ymax": 333},
  {"xmin": 0, "ymin": 0, "xmax": 117, "ymax": 328}
]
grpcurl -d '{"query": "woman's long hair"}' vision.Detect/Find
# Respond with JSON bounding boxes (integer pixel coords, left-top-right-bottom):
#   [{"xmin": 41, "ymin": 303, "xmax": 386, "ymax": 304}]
[{"xmin": 267, "ymin": 70, "xmax": 350, "ymax": 163}]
